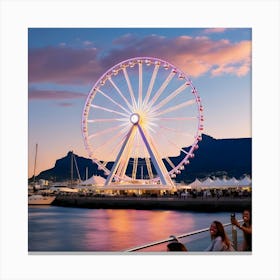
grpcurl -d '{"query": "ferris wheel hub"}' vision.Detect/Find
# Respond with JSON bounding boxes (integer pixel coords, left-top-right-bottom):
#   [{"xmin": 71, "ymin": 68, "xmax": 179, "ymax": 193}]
[{"xmin": 130, "ymin": 113, "xmax": 140, "ymax": 124}]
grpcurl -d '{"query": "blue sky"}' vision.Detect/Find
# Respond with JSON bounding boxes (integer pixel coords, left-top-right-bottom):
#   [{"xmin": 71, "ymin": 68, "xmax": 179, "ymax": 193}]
[{"xmin": 28, "ymin": 28, "xmax": 251, "ymax": 177}]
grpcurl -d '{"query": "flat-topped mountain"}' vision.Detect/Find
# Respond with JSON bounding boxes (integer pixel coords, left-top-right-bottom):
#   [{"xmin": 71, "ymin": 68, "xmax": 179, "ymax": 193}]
[{"xmin": 32, "ymin": 134, "xmax": 251, "ymax": 183}]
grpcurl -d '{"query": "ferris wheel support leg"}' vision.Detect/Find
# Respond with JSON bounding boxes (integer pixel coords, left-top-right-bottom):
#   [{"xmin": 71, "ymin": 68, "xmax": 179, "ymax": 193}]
[
  {"xmin": 117, "ymin": 138, "xmax": 135, "ymax": 180},
  {"xmin": 137, "ymin": 124, "xmax": 174, "ymax": 187},
  {"xmin": 105, "ymin": 126, "xmax": 137, "ymax": 186},
  {"xmin": 132, "ymin": 157, "xmax": 138, "ymax": 180}
]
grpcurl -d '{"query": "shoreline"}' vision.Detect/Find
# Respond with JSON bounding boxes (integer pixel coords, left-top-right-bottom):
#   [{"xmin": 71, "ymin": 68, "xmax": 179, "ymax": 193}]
[{"xmin": 52, "ymin": 196, "xmax": 251, "ymax": 212}]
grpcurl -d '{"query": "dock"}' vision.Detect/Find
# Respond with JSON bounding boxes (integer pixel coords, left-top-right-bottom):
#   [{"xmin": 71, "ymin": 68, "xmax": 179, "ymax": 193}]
[{"xmin": 52, "ymin": 195, "xmax": 251, "ymax": 212}]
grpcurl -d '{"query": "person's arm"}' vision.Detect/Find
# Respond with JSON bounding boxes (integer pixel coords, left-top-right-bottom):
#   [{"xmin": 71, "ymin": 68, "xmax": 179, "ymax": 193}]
[
  {"xmin": 238, "ymin": 224, "xmax": 252, "ymax": 234},
  {"xmin": 231, "ymin": 218, "xmax": 252, "ymax": 234}
]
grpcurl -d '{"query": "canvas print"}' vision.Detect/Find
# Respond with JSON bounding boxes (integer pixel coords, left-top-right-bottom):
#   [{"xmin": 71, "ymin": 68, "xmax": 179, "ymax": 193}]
[{"xmin": 28, "ymin": 28, "xmax": 252, "ymax": 253}]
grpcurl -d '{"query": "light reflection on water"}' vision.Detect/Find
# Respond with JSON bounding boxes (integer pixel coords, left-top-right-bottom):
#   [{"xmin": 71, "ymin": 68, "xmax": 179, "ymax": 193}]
[{"xmin": 28, "ymin": 206, "xmax": 242, "ymax": 252}]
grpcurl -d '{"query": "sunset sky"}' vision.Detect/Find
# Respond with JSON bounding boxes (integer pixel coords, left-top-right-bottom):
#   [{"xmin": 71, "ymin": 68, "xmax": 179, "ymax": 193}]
[
  {"xmin": 2, "ymin": 1, "xmax": 280, "ymax": 279},
  {"xmin": 28, "ymin": 28, "xmax": 252, "ymax": 177}
]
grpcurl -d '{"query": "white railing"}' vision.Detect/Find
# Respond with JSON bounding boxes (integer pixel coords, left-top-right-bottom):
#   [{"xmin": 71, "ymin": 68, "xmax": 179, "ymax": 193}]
[{"xmin": 124, "ymin": 220, "xmax": 242, "ymax": 252}]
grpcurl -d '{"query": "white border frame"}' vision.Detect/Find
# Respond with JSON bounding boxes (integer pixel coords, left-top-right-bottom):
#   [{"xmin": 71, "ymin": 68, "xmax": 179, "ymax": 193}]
[{"xmin": 1, "ymin": 1, "xmax": 279, "ymax": 279}]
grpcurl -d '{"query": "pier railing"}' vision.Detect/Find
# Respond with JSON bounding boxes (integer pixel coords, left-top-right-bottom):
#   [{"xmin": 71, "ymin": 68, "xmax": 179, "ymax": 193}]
[{"xmin": 124, "ymin": 219, "xmax": 243, "ymax": 252}]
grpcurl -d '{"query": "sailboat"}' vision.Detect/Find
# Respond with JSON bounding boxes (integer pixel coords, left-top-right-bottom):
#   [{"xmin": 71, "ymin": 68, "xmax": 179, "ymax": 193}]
[{"xmin": 28, "ymin": 143, "xmax": 56, "ymax": 205}]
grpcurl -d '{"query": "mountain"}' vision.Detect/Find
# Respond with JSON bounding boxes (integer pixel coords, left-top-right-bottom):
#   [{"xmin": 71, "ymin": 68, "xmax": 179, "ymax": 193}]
[
  {"xmin": 172, "ymin": 134, "xmax": 252, "ymax": 182},
  {"xmin": 32, "ymin": 134, "xmax": 252, "ymax": 183},
  {"xmin": 34, "ymin": 152, "xmax": 106, "ymax": 182}
]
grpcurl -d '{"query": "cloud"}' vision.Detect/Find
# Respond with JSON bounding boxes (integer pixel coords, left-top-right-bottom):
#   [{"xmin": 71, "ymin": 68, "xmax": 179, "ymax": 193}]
[
  {"xmin": 28, "ymin": 46, "xmax": 102, "ymax": 84},
  {"xmin": 83, "ymin": 40, "xmax": 93, "ymax": 46},
  {"xmin": 105, "ymin": 35, "xmax": 251, "ymax": 78},
  {"xmin": 28, "ymin": 34, "xmax": 251, "ymax": 87},
  {"xmin": 112, "ymin": 33, "xmax": 136, "ymax": 45},
  {"xmin": 203, "ymin": 28, "xmax": 227, "ymax": 34},
  {"xmin": 57, "ymin": 102, "xmax": 74, "ymax": 107},
  {"xmin": 29, "ymin": 88, "xmax": 86, "ymax": 100}
]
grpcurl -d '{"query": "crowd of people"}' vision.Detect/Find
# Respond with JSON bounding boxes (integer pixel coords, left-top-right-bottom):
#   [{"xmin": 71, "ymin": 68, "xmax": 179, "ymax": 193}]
[
  {"xmin": 51, "ymin": 187, "xmax": 251, "ymax": 199},
  {"xmin": 166, "ymin": 209, "xmax": 252, "ymax": 252},
  {"xmin": 178, "ymin": 188, "xmax": 251, "ymax": 199}
]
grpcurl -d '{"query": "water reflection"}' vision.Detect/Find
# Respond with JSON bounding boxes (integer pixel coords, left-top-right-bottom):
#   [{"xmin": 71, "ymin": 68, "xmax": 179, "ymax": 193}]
[{"xmin": 28, "ymin": 206, "xmax": 240, "ymax": 252}]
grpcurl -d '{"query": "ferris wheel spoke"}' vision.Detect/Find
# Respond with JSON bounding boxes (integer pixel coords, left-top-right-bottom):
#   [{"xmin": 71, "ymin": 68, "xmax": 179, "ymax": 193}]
[
  {"xmin": 93, "ymin": 126, "xmax": 129, "ymax": 154},
  {"xmin": 91, "ymin": 104, "xmax": 128, "ymax": 118},
  {"xmin": 95, "ymin": 160, "xmax": 110, "ymax": 173},
  {"xmin": 88, "ymin": 123, "xmax": 124, "ymax": 140},
  {"xmin": 156, "ymin": 128, "xmax": 192, "ymax": 157},
  {"xmin": 165, "ymin": 157, "xmax": 176, "ymax": 169},
  {"xmin": 152, "ymin": 99, "xmax": 196, "ymax": 117},
  {"xmin": 87, "ymin": 118, "xmax": 127, "ymax": 123},
  {"xmin": 122, "ymin": 67, "xmax": 137, "ymax": 109},
  {"xmin": 150, "ymin": 82, "xmax": 189, "ymax": 113},
  {"xmin": 107, "ymin": 125, "xmax": 133, "ymax": 157},
  {"xmin": 97, "ymin": 88, "xmax": 132, "ymax": 115},
  {"xmin": 138, "ymin": 62, "xmax": 143, "ymax": 108},
  {"xmin": 145, "ymin": 123, "xmax": 157, "ymax": 135},
  {"xmin": 146, "ymin": 71, "xmax": 176, "ymax": 109},
  {"xmin": 108, "ymin": 77, "xmax": 134, "ymax": 111},
  {"xmin": 158, "ymin": 124, "xmax": 193, "ymax": 136},
  {"xmin": 142, "ymin": 64, "xmax": 160, "ymax": 106},
  {"xmin": 156, "ymin": 116, "xmax": 197, "ymax": 121},
  {"xmin": 108, "ymin": 135, "xmax": 126, "ymax": 158}
]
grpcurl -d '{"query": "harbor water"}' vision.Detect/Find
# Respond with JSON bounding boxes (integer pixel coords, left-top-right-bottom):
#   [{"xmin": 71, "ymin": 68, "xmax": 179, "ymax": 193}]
[{"xmin": 28, "ymin": 205, "xmax": 243, "ymax": 252}]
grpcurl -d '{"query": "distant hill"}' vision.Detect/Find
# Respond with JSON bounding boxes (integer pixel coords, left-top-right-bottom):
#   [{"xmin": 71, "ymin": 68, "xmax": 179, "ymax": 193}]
[{"xmin": 32, "ymin": 134, "xmax": 252, "ymax": 183}]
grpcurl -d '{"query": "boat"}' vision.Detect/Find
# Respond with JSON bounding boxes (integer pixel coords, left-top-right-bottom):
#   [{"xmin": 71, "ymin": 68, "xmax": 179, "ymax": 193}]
[
  {"xmin": 28, "ymin": 143, "xmax": 56, "ymax": 205},
  {"xmin": 28, "ymin": 194, "xmax": 56, "ymax": 205}
]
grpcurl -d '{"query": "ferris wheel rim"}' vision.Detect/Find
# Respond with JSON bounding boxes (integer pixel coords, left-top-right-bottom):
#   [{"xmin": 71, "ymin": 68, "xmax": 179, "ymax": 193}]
[{"xmin": 82, "ymin": 56, "xmax": 204, "ymax": 183}]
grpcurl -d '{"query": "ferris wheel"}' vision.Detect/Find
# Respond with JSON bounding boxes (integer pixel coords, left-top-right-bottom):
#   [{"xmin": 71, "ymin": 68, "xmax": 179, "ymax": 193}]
[{"xmin": 82, "ymin": 57, "xmax": 204, "ymax": 186}]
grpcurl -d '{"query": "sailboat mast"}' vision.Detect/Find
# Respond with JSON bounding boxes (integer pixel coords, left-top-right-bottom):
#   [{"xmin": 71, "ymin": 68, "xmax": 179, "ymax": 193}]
[
  {"xmin": 73, "ymin": 153, "xmax": 81, "ymax": 183},
  {"xmin": 33, "ymin": 143, "xmax": 38, "ymax": 185},
  {"xmin": 71, "ymin": 150, "xmax": 74, "ymax": 186},
  {"xmin": 70, "ymin": 150, "xmax": 82, "ymax": 185}
]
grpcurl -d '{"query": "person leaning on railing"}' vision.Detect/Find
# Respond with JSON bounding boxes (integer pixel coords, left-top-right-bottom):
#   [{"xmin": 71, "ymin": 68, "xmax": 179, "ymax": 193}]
[{"xmin": 231, "ymin": 209, "xmax": 252, "ymax": 251}]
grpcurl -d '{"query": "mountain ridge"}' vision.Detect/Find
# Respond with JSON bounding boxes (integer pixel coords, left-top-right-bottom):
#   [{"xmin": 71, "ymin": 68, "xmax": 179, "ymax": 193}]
[{"xmin": 32, "ymin": 134, "xmax": 252, "ymax": 183}]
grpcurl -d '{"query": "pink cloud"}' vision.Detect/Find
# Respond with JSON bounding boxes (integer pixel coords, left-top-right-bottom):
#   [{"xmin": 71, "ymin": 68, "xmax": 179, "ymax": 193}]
[
  {"xmin": 29, "ymin": 89, "xmax": 86, "ymax": 100},
  {"xmin": 106, "ymin": 35, "xmax": 251, "ymax": 78},
  {"xmin": 28, "ymin": 47, "xmax": 102, "ymax": 84},
  {"xmin": 203, "ymin": 28, "xmax": 227, "ymax": 34},
  {"xmin": 28, "ymin": 35, "xmax": 251, "ymax": 86}
]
